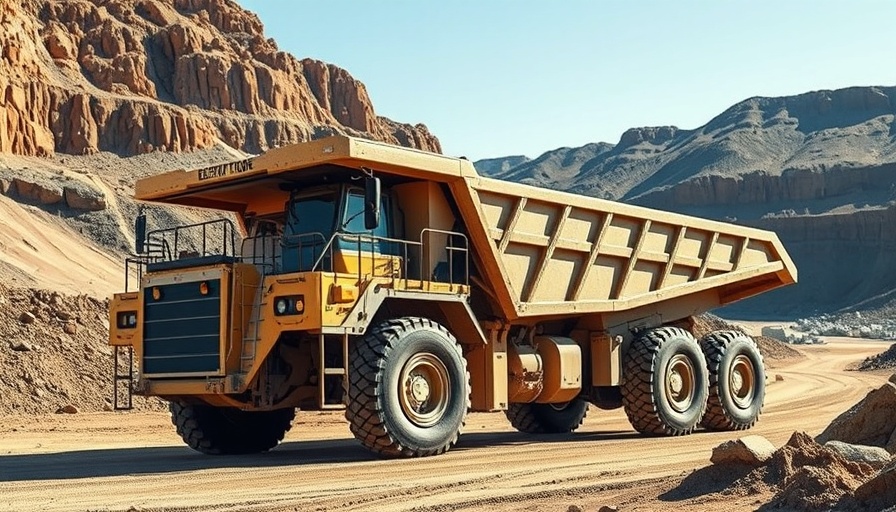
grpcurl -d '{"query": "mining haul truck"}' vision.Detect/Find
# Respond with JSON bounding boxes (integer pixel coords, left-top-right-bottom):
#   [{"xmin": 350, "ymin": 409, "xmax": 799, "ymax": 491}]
[{"xmin": 109, "ymin": 135, "xmax": 796, "ymax": 457}]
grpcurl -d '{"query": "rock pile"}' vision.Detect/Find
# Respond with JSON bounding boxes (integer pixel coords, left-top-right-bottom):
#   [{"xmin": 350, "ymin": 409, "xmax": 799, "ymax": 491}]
[
  {"xmin": 702, "ymin": 379, "xmax": 896, "ymax": 510},
  {"xmin": 856, "ymin": 343, "xmax": 896, "ymax": 371},
  {"xmin": 0, "ymin": 284, "xmax": 163, "ymax": 414},
  {"xmin": 796, "ymin": 311, "xmax": 896, "ymax": 341}
]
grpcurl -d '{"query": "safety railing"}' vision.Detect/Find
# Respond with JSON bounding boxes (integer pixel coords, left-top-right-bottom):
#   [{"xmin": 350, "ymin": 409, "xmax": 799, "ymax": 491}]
[
  {"xmin": 281, "ymin": 229, "xmax": 470, "ymax": 289},
  {"xmin": 144, "ymin": 218, "xmax": 237, "ymax": 263}
]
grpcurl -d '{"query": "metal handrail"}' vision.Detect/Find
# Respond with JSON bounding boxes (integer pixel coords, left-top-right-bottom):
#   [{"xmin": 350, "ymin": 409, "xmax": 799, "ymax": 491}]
[
  {"xmin": 278, "ymin": 229, "xmax": 469, "ymax": 288},
  {"xmin": 144, "ymin": 218, "xmax": 237, "ymax": 262}
]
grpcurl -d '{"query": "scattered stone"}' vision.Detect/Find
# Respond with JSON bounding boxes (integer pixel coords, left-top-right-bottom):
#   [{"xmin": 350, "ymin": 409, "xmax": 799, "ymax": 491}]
[
  {"xmin": 103, "ymin": 404, "xmax": 113, "ymax": 412},
  {"xmin": 824, "ymin": 440, "xmax": 891, "ymax": 467},
  {"xmin": 566, "ymin": 506, "xmax": 582, "ymax": 512},
  {"xmin": 56, "ymin": 310, "xmax": 72, "ymax": 321},
  {"xmin": 18, "ymin": 311, "xmax": 36, "ymax": 324},
  {"xmin": 597, "ymin": 507, "xmax": 619, "ymax": 512},
  {"xmin": 11, "ymin": 341, "xmax": 33, "ymax": 352},
  {"xmin": 63, "ymin": 322, "xmax": 78, "ymax": 335},
  {"xmin": 31, "ymin": 388, "xmax": 44, "ymax": 398},
  {"xmin": 711, "ymin": 435, "xmax": 776, "ymax": 466},
  {"xmin": 889, "ymin": 373, "xmax": 896, "ymax": 385},
  {"xmin": 775, "ymin": 374, "xmax": 785, "ymax": 382},
  {"xmin": 816, "ymin": 381, "xmax": 896, "ymax": 453},
  {"xmin": 56, "ymin": 405, "xmax": 78, "ymax": 414}
]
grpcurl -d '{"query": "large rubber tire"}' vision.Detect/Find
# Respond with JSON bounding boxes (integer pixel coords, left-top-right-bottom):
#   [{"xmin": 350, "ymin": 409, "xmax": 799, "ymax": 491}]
[
  {"xmin": 505, "ymin": 398, "xmax": 589, "ymax": 434},
  {"xmin": 169, "ymin": 401, "xmax": 295, "ymax": 455},
  {"xmin": 621, "ymin": 327, "xmax": 709, "ymax": 436},
  {"xmin": 345, "ymin": 317, "xmax": 470, "ymax": 457},
  {"xmin": 700, "ymin": 330, "xmax": 766, "ymax": 431}
]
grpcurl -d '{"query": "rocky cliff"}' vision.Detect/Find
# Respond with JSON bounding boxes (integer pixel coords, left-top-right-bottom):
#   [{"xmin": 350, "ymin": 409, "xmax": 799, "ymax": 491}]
[
  {"xmin": 0, "ymin": 0, "xmax": 440, "ymax": 157},
  {"xmin": 476, "ymin": 86, "xmax": 896, "ymax": 316}
]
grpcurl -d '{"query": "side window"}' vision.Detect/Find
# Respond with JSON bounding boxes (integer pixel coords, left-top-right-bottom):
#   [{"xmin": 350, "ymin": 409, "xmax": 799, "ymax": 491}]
[{"xmin": 344, "ymin": 192, "xmax": 390, "ymax": 239}]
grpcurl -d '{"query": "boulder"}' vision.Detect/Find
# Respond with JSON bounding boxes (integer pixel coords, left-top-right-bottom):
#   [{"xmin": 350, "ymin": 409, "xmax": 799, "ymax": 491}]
[
  {"xmin": 816, "ymin": 382, "xmax": 896, "ymax": 453},
  {"xmin": 56, "ymin": 404, "xmax": 78, "ymax": 414},
  {"xmin": 11, "ymin": 178, "xmax": 62, "ymax": 205},
  {"xmin": 824, "ymin": 440, "xmax": 891, "ymax": 467},
  {"xmin": 854, "ymin": 459, "xmax": 896, "ymax": 508},
  {"xmin": 889, "ymin": 373, "xmax": 896, "ymax": 385},
  {"xmin": 18, "ymin": 311, "xmax": 36, "ymax": 324},
  {"xmin": 710, "ymin": 435, "xmax": 776, "ymax": 466},
  {"xmin": 63, "ymin": 186, "xmax": 106, "ymax": 211}
]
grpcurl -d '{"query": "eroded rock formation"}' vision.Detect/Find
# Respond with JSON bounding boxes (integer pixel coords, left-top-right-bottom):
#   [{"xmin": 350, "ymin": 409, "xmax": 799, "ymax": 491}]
[{"xmin": 0, "ymin": 0, "xmax": 440, "ymax": 157}]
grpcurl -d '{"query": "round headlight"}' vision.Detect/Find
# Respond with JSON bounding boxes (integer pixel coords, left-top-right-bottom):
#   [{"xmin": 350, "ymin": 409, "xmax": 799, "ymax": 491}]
[{"xmin": 275, "ymin": 298, "xmax": 289, "ymax": 315}]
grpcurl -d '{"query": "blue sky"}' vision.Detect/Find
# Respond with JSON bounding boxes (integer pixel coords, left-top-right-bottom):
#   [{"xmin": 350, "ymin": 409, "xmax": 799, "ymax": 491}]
[{"xmin": 237, "ymin": 1, "xmax": 896, "ymax": 161}]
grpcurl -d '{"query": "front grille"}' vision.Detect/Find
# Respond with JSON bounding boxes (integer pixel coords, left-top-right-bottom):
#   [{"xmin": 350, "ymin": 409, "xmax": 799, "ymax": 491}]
[{"xmin": 143, "ymin": 279, "xmax": 222, "ymax": 375}]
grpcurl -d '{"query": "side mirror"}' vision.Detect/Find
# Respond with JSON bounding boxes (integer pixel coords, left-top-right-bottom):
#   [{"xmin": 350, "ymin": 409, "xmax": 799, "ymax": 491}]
[
  {"xmin": 134, "ymin": 214, "xmax": 147, "ymax": 254},
  {"xmin": 364, "ymin": 177, "xmax": 381, "ymax": 230}
]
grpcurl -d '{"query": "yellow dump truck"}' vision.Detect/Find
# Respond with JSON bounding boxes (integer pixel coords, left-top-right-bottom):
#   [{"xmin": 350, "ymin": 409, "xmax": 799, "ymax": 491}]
[{"xmin": 109, "ymin": 135, "xmax": 796, "ymax": 457}]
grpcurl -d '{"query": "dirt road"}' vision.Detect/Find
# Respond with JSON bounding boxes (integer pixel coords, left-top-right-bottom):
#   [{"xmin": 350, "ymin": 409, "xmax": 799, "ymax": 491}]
[{"xmin": 0, "ymin": 339, "xmax": 890, "ymax": 512}]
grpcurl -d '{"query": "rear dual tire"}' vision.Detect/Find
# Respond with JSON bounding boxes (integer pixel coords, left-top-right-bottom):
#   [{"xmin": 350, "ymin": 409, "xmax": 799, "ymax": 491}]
[
  {"xmin": 621, "ymin": 327, "xmax": 709, "ymax": 435},
  {"xmin": 700, "ymin": 330, "xmax": 765, "ymax": 431}
]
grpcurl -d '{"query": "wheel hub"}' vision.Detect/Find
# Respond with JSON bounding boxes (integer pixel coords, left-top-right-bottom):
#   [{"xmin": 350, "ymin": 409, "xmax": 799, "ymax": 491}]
[
  {"xmin": 665, "ymin": 354, "xmax": 696, "ymax": 413},
  {"xmin": 729, "ymin": 354, "xmax": 756, "ymax": 409},
  {"xmin": 409, "ymin": 375, "xmax": 431, "ymax": 402},
  {"xmin": 399, "ymin": 352, "xmax": 451, "ymax": 428}
]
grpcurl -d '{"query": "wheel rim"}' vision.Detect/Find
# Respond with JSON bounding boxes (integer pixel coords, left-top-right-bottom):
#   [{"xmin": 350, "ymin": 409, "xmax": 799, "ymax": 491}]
[
  {"xmin": 729, "ymin": 354, "xmax": 756, "ymax": 409},
  {"xmin": 665, "ymin": 354, "xmax": 696, "ymax": 413},
  {"xmin": 399, "ymin": 352, "xmax": 451, "ymax": 428}
]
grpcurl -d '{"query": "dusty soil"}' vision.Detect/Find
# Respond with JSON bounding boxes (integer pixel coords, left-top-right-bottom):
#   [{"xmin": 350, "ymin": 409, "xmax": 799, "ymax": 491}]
[{"xmin": 0, "ymin": 339, "xmax": 889, "ymax": 512}]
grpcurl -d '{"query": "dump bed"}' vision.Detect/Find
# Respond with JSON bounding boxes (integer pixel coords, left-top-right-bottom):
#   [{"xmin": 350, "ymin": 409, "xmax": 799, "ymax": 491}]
[
  {"xmin": 134, "ymin": 135, "xmax": 796, "ymax": 322},
  {"xmin": 449, "ymin": 176, "xmax": 796, "ymax": 321}
]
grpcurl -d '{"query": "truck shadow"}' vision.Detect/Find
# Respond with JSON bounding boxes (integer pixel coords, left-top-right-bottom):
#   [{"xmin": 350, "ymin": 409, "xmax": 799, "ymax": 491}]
[{"xmin": 0, "ymin": 430, "xmax": 644, "ymax": 482}]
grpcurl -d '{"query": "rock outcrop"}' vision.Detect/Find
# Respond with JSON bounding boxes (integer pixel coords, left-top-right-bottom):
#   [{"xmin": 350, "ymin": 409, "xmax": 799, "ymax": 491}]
[
  {"xmin": 816, "ymin": 381, "xmax": 896, "ymax": 454},
  {"xmin": 0, "ymin": 0, "xmax": 440, "ymax": 157}
]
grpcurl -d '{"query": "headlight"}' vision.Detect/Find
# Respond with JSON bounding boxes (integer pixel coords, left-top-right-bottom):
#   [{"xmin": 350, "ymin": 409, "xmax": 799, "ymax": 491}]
[
  {"xmin": 275, "ymin": 298, "xmax": 289, "ymax": 315},
  {"xmin": 117, "ymin": 311, "xmax": 138, "ymax": 329},
  {"xmin": 273, "ymin": 295, "xmax": 304, "ymax": 316}
]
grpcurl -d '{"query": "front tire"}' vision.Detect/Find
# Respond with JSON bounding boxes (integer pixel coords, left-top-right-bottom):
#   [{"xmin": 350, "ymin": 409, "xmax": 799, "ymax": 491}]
[
  {"xmin": 505, "ymin": 398, "xmax": 589, "ymax": 434},
  {"xmin": 700, "ymin": 330, "xmax": 766, "ymax": 431},
  {"xmin": 169, "ymin": 402, "xmax": 295, "ymax": 454},
  {"xmin": 345, "ymin": 317, "xmax": 470, "ymax": 457},
  {"xmin": 621, "ymin": 327, "xmax": 708, "ymax": 436}
]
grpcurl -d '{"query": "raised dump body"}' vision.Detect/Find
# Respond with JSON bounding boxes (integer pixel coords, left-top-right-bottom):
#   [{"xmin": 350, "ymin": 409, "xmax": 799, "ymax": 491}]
[{"xmin": 110, "ymin": 135, "xmax": 796, "ymax": 458}]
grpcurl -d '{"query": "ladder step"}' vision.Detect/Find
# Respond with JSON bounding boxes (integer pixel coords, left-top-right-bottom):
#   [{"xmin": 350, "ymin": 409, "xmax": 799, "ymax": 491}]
[
  {"xmin": 323, "ymin": 368, "xmax": 346, "ymax": 376},
  {"xmin": 320, "ymin": 403, "xmax": 345, "ymax": 410}
]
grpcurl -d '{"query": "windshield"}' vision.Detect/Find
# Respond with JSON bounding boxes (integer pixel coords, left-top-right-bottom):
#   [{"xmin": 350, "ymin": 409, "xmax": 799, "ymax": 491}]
[
  {"xmin": 285, "ymin": 192, "xmax": 338, "ymax": 240},
  {"xmin": 282, "ymin": 191, "xmax": 337, "ymax": 272}
]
